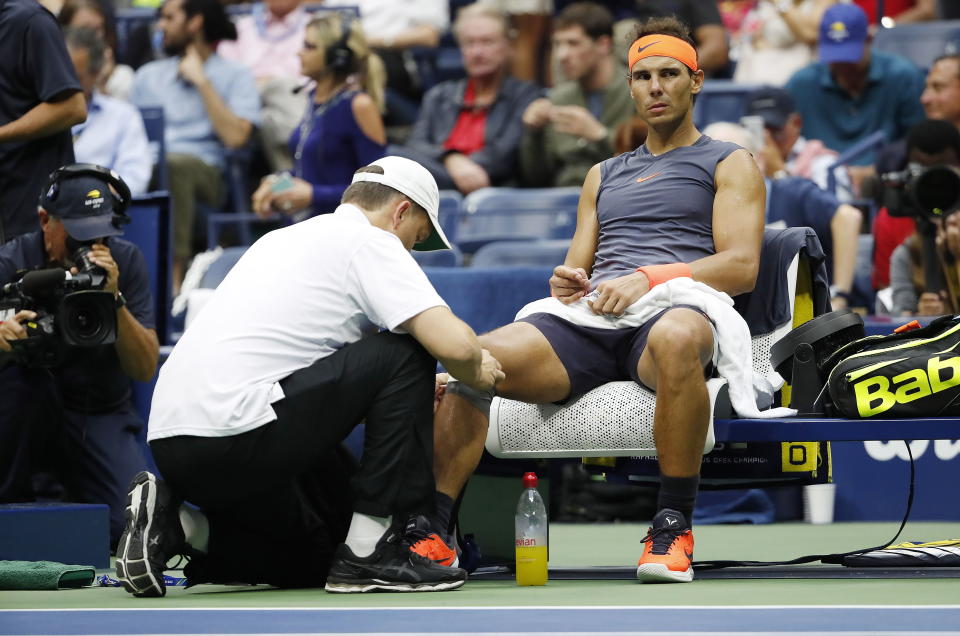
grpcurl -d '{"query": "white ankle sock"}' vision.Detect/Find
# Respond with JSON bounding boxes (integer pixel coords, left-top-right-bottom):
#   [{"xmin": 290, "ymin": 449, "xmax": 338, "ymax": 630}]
[
  {"xmin": 178, "ymin": 504, "xmax": 209, "ymax": 554},
  {"xmin": 344, "ymin": 513, "xmax": 390, "ymax": 557}
]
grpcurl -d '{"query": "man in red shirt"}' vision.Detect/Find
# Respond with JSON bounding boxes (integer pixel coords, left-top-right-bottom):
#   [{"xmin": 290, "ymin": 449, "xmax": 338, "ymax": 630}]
[{"xmin": 390, "ymin": 4, "xmax": 540, "ymax": 194}]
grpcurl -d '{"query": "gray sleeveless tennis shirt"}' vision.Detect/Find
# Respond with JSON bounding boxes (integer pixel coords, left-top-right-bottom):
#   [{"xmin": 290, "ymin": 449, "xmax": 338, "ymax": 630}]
[{"xmin": 591, "ymin": 135, "xmax": 741, "ymax": 286}]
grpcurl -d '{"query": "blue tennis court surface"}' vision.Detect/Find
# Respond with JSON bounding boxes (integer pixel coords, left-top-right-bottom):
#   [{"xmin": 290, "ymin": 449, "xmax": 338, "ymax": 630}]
[{"xmin": 2, "ymin": 607, "xmax": 959, "ymax": 634}]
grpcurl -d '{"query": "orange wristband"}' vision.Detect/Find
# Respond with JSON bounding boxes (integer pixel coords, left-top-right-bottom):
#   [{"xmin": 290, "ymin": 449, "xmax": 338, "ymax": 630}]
[{"xmin": 636, "ymin": 262, "xmax": 692, "ymax": 288}]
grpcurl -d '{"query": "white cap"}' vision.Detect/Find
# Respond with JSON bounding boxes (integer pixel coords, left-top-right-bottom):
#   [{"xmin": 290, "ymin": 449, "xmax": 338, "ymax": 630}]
[{"xmin": 351, "ymin": 156, "xmax": 451, "ymax": 251}]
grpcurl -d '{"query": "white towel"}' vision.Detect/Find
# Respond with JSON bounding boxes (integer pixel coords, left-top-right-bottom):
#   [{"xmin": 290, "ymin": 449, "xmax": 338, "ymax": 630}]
[{"xmin": 515, "ymin": 277, "xmax": 797, "ymax": 419}]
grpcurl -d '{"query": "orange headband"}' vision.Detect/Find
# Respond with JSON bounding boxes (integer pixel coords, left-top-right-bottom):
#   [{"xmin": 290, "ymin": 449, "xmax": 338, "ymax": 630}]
[{"xmin": 628, "ymin": 34, "xmax": 698, "ymax": 72}]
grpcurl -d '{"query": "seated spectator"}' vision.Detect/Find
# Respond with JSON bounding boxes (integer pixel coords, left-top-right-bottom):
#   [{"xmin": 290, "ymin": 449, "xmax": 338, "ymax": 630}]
[
  {"xmin": 705, "ymin": 121, "xmax": 861, "ymax": 309},
  {"xmin": 324, "ymin": 0, "xmax": 449, "ymax": 126},
  {"xmin": 732, "ymin": 0, "xmax": 837, "ymax": 86},
  {"xmin": 250, "ymin": 12, "xmax": 386, "ymax": 219},
  {"xmin": 785, "ymin": 3, "xmax": 925, "ymax": 166},
  {"xmin": 872, "ymin": 56, "xmax": 960, "ymax": 290},
  {"xmin": 614, "ymin": 0, "xmax": 729, "ymax": 75},
  {"xmin": 854, "ymin": 0, "xmax": 935, "ymax": 25},
  {"xmin": 218, "ymin": 0, "xmax": 311, "ymax": 172},
  {"xmin": 65, "ymin": 28, "xmax": 152, "ymax": 195},
  {"xmin": 130, "ymin": 0, "xmax": 260, "ymax": 292},
  {"xmin": 389, "ymin": 4, "xmax": 540, "ymax": 194},
  {"xmin": 519, "ymin": 2, "xmax": 634, "ymax": 187},
  {"xmin": 882, "ymin": 120, "xmax": 960, "ymax": 315},
  {"xmin": 58, "ymin": 0, "xmax": 135, "ymax": 100},
  {"xmin": 745, "ymin": 86, "xmax": 851, "ymax": 200}
]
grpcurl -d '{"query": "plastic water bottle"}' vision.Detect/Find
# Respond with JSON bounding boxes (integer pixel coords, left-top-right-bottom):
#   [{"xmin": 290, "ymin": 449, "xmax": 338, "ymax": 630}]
[{"xmin": 515, "ymin": 471, "xmax": 548, "ymax": 586}]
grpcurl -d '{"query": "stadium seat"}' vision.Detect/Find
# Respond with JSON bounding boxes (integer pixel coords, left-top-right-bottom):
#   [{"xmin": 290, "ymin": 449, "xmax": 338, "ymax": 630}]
[
  {"xmin": 873, "ymin": 20, "xmax": 960, "ymax": 70},
  {"xmin": 457, "ymin": 187, "xmax": 581, "ymax": 254},
  {"xmin": 123, "ymin": 193, "xmax": 173, "ymax": 345},
  {"xmin": 693, "ymin": 80, "xmax": 761, "ymax": 130},
  {"xmin": 471, "ymin": 239, "xmax": 570, "ymax": 268},
  {"xmin": 138, "ymin": 107, "xmax": 166, "ymax": 190},
  {"xmin": 485, "ymin": 227, "xmax": 826, "ymax": 459},
  {"xmin": 438, "ymin": 189, "xmax": 462, "ymax": 244}
]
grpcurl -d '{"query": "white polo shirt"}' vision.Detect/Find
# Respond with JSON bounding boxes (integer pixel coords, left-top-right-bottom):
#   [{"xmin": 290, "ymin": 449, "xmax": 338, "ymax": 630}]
[{"xmin": 148, "ymin": 204, "xmax": 447, "ymax": 441}]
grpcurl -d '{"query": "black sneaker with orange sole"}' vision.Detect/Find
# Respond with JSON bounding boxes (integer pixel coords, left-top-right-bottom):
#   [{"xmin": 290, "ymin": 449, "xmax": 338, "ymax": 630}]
[
  {"xmin": 636, "ymin": 508, "xmax": 695, "ymax": 583},
  {"xmin": 405, "ymin": 515, "xmax": 459, "ymax": 567},
  {"xmin": 324, "ymin": 517, "xmax": 467, "ymax": 593}
]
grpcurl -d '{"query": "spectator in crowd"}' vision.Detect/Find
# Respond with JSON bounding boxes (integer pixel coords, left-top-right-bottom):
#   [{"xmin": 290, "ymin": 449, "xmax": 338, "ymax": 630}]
[
  {"xmin": 785, "ymin": 3, "xmax": 925, "ymax": 166},
  {"xmin": 218, "ymin": 0, "xmax": 312, "ymax": 171},
  {"xmin": 66, "ymin": 28, "xmax": 152, "ymax": 196},
  {"xmin": 250, "ymin": 12, "xmax": 386, "ymax": 219},
  {"xmin": 323, "ymin": 0, "xmax": 449, "ymax": 126},
  {"xmin": 0, "ymin": 0, "xmax": 86, "ymax": 244},
  {"xmin": 853, "ymin": 0, "xmax": 935, "ymax": 25},
  {"xmin": 58, "ymin": 0, "xmax": 136, "ymax": 100},
  {"xmin": 705, "ymin": 121, "xmax": 860, "ymax": 309},
  {"xmin": 0, "ymin": 165, "xmax": 158, "ymax": 547},
  {"xmin": 884, "ymin": 121, "xmax": 960, "ymax": 315},
  {"xmin": 872, "ymin": 55, "xmax": 960, "ymax": 291},
  {"xmin": 115, "ymin": 157, "xmax": 502, "ymax": 597},
  {"xmin": 745, "ymin": 86, "xmax": 851, "ymax": 200},
  {"xmin": 434, "ymin": 16, "xmax": 766, "ymax": 585},
  {"xmin": 732, "ymin": 0, "xmax": 837, "ymax": 86},
  {"xmin": 130, "ymin": 0, "xmax": 260, "ymax": 292},
  {"xmin": 390, "ymin": 4, "xmax": 540, "ymax": 194},
  {"xmin": 613, "ymin": 0, "xmax": 729, "ymax": 74},
  {"xmin": 519, "ymin": 2, "xmax": 634, "ymax": 188}
]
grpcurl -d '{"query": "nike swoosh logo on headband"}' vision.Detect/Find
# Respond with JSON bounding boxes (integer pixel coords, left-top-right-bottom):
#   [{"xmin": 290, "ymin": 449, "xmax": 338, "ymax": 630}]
[{"xmin": 635, "ymin": 41, "xmax": 662, "ymax": 53}]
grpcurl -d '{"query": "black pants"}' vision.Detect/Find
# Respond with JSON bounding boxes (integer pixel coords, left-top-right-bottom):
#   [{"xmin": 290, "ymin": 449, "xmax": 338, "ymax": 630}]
[
  {"xmin": 0, "ymin": 365, "xmax": 147, "ymax": 547},
  {"xmin": 150, "ymin": 332, "xmax": 437, "ymax": 587}
]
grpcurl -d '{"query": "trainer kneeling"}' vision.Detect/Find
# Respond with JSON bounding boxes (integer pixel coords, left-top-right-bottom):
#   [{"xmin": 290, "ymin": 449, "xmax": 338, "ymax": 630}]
[{"xmin": 116, "ymin": 157, "xmax": 503, "ymax": 597}]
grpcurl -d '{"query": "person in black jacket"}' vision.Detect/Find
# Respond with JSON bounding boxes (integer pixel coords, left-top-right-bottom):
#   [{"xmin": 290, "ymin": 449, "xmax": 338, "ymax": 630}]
[{"xmin": 389, "ymin": 3, "xmax": 540, "ymax": 194}]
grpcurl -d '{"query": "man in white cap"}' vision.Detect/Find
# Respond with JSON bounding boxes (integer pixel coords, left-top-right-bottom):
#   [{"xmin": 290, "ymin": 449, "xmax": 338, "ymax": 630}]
[{"xmin": 116, "ymin": 156, "xmax": 504, "ymax": 597}]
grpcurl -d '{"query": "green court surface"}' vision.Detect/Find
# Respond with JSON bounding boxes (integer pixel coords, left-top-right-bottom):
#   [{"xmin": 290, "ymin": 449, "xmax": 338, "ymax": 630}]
[{"xmin": 2, "ymin": 521, "xmax": 958, "ymax": 610}]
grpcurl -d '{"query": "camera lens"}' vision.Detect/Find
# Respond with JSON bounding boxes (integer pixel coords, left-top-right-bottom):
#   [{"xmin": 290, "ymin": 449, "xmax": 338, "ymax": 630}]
[{"xmin": 68, "ymin": 306, "xmax": 103, "ymax": 341}]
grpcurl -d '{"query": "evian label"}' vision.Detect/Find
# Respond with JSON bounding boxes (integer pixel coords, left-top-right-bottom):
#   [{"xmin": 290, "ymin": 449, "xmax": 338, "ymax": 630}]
[{"xmin": 516, "ymin": 537, "xmax": 538, "ymax": 547}]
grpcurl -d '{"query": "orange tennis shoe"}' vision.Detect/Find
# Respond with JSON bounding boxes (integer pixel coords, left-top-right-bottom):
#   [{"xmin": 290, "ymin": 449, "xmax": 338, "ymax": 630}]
[
  {"xmin": 636, "ymin": 508, "xmax": 694, "ymax": 583},
  {"xmin": 405, "ymin": 515, "xmax": 459, "ymax": 567}
]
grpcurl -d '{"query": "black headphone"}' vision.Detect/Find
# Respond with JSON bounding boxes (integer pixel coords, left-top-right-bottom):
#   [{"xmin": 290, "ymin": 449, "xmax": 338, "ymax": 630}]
[
  {"xmin": 325, "ymin": 11, "xmax": 355, "ymax": 74},
  {"xmin": 42, "ymin": 163, "xmax": 133, "ymax": 223}
]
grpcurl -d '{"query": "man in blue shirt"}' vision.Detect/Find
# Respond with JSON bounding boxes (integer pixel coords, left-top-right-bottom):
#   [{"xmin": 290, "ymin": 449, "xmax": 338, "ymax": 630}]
[
  {"xmin": 66, "ymin": 28, "xmax": 152, "ymax": 196},
  {"xmin": 0, "ymin": 166, "xmax": 159, "ymax": 548},
  {"xmin": 785, "ymin": 3, "xmax": 925, "ymax": 166},
  {"xmin": 131, "ymin": 0, "xmax": 260, "ymax": 291},
  {"xmin": 0, "ymin": 0, "xmax": 86, "ymax": 244}
]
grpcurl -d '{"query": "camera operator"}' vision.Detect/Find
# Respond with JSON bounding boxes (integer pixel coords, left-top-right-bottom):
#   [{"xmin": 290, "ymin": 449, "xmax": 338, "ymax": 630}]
[
  {"xmin": 883, "ymin": 120, "xmax": 960, "ymax": 315},
  {"xmin": 0, "ymin": 164, "xmax": 159, "ymax": 547}
]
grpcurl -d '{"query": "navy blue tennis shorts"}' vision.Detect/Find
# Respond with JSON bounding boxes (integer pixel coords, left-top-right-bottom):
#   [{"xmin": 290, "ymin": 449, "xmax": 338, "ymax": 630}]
[{"xmin": 518, "ymin": 304, "xmax": 709, "ymax": 403}]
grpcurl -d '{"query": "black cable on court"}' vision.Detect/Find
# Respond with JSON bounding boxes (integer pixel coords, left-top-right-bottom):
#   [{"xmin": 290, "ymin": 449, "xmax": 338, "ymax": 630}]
[{"xmin": 692, "ymin": 442, "xmax": 916, "ymax": 571}]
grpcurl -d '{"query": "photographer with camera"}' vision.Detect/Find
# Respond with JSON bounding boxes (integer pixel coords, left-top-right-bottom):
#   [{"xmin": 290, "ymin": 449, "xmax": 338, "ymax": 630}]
[
  {"xmin": 878, "ymin": 120, "xmax": 960, "ymax": 315},
  {"xmin": 0, "ymin": 164, "xmax": 159, "ymax": 547}
]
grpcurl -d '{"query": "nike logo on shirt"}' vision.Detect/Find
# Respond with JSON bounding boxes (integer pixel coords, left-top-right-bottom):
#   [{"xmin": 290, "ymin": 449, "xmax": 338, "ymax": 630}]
[{"xmin": 636, "ymin": 172, "xmax": 662, "ymax": 184}]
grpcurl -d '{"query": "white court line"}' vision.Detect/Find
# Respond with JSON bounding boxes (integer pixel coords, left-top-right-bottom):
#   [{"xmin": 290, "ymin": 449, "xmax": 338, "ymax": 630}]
[{"xmin": 3, "ymin": 605, "xmax": 959, "ymax": 612}]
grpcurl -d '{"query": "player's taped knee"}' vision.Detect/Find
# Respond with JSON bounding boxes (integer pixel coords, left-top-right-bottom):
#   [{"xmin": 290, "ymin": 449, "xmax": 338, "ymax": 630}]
[{"xmin": 445, "ymin": 379, "xmax": 494, "ymax": 416}]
